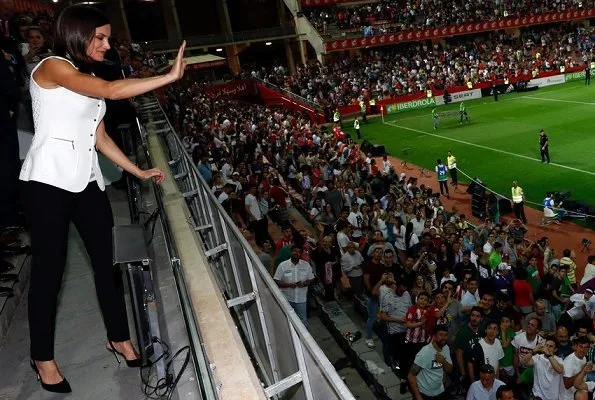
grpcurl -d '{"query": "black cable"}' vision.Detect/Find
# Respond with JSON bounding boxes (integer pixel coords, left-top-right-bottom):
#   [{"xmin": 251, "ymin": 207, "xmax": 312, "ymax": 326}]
[
  {"xmin": 143, "ymin": 208, "xmax": 161, "ymax": 245},
  {"xmin": 139, "ymin": 337, "xmax": 192, "ymax": 399}
]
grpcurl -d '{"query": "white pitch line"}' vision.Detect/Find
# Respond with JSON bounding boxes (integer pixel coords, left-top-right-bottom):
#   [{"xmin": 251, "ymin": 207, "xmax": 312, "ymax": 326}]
[
  {"xmin": 520, "ymin": 96, "xmax": 595, "ymax": 106},
  {"xmin": 384, "ymin": 121, "xmax": 595, "ymax": 176}
]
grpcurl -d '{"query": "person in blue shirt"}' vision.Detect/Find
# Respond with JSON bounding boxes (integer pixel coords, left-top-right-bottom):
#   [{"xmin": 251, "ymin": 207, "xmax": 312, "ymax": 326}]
[
  {"xmin": 197, "ymin": 154, "xmax": 213, "ymax": 184},
  {"xmin": 435, "ymin": 159, "xmax": 449, "ymax": 198}
]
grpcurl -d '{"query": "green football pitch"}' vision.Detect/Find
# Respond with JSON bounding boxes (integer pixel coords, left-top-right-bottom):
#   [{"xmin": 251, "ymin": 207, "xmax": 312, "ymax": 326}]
[{"xmin": 343, "ymin": 80, "xmax": 595, "ymax": 219}]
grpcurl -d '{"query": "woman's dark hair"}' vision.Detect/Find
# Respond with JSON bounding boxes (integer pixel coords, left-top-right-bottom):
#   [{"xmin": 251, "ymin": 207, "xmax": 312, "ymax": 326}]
[{"xmin": 54, "ymin": 5, "xmax": 109, "ymax": 71}]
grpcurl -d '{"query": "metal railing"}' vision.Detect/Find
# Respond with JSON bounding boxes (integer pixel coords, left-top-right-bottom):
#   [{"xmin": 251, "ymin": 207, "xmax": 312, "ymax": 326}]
[
  {"xmin": 126, "ymin": 111, "xmax": 219, "ymax": 400},
  {"xmin": 136, "ymin": 95, "xmax": 355, "ymax": 400},
  {"xmin": 252, "ymin": 76, "xmax": 326, "ymax": 112}
]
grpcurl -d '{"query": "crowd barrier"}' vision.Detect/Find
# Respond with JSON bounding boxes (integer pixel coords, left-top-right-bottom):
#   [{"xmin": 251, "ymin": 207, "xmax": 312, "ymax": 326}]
[{"xmin": 137, "ymin": 95, "xmax": 355, "ymax": 400}]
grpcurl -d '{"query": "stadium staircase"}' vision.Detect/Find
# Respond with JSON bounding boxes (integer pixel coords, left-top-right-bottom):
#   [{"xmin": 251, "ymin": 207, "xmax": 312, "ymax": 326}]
[
  {"xmin": 281, "ymin": 0, "xmax": 328, "ymax": 58},
  {"xmin": 286, "ymin": 189, "xmax": 414, "ymax": 400}
]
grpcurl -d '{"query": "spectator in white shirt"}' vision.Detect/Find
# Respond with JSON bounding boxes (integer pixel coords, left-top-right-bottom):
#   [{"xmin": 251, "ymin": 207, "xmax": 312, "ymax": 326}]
[
  {"xmin": 520, "ymin": 336, "xmax": 564, "ymax": 400},
  {"xmin": 220, "ymin": 158, "xmax": 232, "ymax": 181},
  {"xmin": 559, "ymin": 289, "xmax": 595, "ymax": 331},
  {"xmin": 336, "ymin": 221, "xmax": 352, "ymax": 254},
  {"xmin": 468, "ymin": 321, "xmax": 505, "ymax": 381},
  {"xmin": 560, "ymin": 336, "xmax": 590, "ymax": 400},
  {"xmin": 572, "ymin": 362, "xmax": 595, "ymax": 398},
  {"xmin": 483, "ymin": 233, "xmax": 496, "ymax": 254},
  {"xmin": 245, "ymin": 186, "xmax": 268, "ymax": 245},
  {"xmin": 378, "ymin": 278, "xmax": 411, "ymax": 388},
  {"xmin": 461, "ymin": 277, "xmax": 480, "ymax": 312},
  {"xmin": 382, "ymin": 154, "xmax": 392, "ymax": 175},
  {"xmin": 466, "ymin": 364, "xmax": 505, "ymax": 400},
  {"xmin": 341, "ymin": 242, "xmax": 364, "ymax": 297},
  {"xmin": 580, "ymin": 255, "xmax": 595, "ymax": 286},
  {"xmin": 411, "ymin": 211, "xmax": 425, "ymax": 238},
  {"xmin": 347, "ymin": 204, "xmax": 363, "ymax": 239},
  {"xmin": 273, "ymin": 246, "xmax": 315, "ymax": 327}
]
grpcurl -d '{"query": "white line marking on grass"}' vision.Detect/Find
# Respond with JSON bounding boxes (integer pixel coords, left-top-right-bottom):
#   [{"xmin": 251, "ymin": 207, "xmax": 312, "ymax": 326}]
[
  {"xmin": 519, "ymin": 96, "xmax": 595, "ymax": 106},
  {"xmin": 384, "ymin": 121, "xmax": 595, "ymax": 176}
]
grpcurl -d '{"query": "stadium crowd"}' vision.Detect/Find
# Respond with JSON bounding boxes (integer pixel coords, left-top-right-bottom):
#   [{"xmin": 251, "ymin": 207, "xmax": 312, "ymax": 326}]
[
  {"xmin": 167, "ymin": 68, "xmax": 595, "ymax": 399},
  {"xmin": 307, "ymin": 0, "xmax": 595, "ymax": 35},
  {"xmin": 248, "ymin": 23, "xmax": 594, "ymax": 109}
]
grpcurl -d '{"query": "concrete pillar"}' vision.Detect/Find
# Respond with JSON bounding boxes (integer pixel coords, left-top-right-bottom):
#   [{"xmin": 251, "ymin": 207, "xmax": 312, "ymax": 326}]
[
  {"xmin": 104, "ymin": 0, "xmax": 131, "ymax": 42},
  {"xmin": 225, "ymin": 45, "xmax": 241, "ymax": 75},
  {"xmin": 160, "ymin": 0, "xmax": 182, "ymax": 40},
  {"xmin": 216, "ymin": 0, "xmax": 242, "ymax": 74},
  {"xmin": 298, "ymin": 40, "xmax": 308, "ymax": 66},
  {"xmin": 278, "ymin": 0, "xmax": 295, "ymax": 73},
  {"xmin": 284, "ymin": 40, "xmax": 296, "ymax": 75}
]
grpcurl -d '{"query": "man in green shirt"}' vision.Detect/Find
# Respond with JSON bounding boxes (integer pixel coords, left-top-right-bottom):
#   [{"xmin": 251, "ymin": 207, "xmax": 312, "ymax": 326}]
[
  {"xmin": 432, "ymin": 107, "xmax": 438, "ymax": 129},
  {"xmin": 489, "ymin": 242, "xmax": 503, "ymax": 270},
  {"xmin": 498, "ymin": 315, "xmax": 516, "ymax": 379},
  {"xmin": 460, "ymin": 102, "xmax": 468, "ymax": 124},
  {"xmin": 526, "ymin": 256, "xmax": 540, "ymax": 294},
  {"xmin": 455, "ymin": 307, "xmax": 483, "ymax": 391}
]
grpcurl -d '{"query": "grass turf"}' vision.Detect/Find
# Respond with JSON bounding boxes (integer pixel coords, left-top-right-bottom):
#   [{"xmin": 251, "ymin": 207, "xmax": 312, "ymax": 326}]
[{"xmin": 342, "ymin": 80, "xmax": 595, "ymax": 224}]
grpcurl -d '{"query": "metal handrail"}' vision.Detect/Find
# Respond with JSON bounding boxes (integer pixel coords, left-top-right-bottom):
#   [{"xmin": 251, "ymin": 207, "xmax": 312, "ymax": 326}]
[
  {"xmin": 252, "ymin": 76, "xmax": 326, "ymax": 112},
  {"xmin": 133, "ymin": 114, "xmax": 219, "ymax": 400},
  {"xmin": 137, "ymin": 94, "xmax": 355, "ymax": 400}
]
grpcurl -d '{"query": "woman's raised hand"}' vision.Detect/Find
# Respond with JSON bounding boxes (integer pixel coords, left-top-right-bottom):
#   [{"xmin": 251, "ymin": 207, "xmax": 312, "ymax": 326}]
[{"xmin": 168, "ymin": 40, "xmax": 187, "ymax": 82}]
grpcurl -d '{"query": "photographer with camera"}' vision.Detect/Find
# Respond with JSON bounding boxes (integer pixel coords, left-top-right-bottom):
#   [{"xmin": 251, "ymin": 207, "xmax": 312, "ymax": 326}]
[{"xmin": 520, "ymin": 336, "xmax": 564, "ymax": 400}]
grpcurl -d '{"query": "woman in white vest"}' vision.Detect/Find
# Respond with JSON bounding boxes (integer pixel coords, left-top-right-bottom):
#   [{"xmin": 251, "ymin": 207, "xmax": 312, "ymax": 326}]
[{"xmin": 19, "ymin": 5, "xmax": 186, "ymax": 393}]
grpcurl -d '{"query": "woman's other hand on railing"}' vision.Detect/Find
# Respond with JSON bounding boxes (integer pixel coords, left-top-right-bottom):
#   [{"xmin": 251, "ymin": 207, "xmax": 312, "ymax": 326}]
[
  {"xmin": 166, "ymin": 41, "xmax": 187, "ymax": 83},
  {"xmin": 136, "ymin": 168, "xmax": 166, "ymax": 184}
]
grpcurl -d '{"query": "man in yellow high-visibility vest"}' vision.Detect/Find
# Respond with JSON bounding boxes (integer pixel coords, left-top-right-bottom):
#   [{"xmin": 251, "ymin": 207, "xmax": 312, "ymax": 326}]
[{"xmin": 511, "ymin": 181, "xmax": 527, "ymax": 223}]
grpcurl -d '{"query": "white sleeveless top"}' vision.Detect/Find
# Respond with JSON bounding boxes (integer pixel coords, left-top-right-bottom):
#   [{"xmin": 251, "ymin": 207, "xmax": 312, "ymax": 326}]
[{"xmin": 19, "ymin": 56, "xmax": 107, "ymax": 193}]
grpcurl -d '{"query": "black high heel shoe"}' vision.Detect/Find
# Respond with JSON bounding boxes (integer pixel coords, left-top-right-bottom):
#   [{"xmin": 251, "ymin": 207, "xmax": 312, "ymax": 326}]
[
  {"xmin": 107, "ymin": 341, "xmax": 142, "ymax": 367},
  {"xmin": 30, "ymin": 360, "xmax": 72, "ymax": 394}
]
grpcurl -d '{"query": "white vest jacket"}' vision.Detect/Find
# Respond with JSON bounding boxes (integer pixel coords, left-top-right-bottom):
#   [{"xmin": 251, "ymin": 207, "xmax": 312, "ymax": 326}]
[{"xmin": 20, "ymin": 56, "xmax": 107, "ymax": 193}]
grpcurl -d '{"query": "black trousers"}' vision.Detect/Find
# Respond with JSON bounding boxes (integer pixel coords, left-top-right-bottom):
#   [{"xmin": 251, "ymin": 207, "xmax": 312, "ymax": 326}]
[
  {"xmin": 513, "ymin": 201, "xmax": 527, "ymax": 223},
  {"xmin": 250, "ymin": 217, "xmax": 271, "ymax": 246},
  {"xmin": 389, "ymin": 331, "xmax": 407, "ymax": 377},
  {"xmin": 0, "ymin": 122, "xmax": 21, "ymax": 228},
  {"xmin": 540, "ymin": 147, "xmax": 550, "ymax": 163},
  {"xmin": 22, "ymin": 181, "xmax": 130, "ymax": 361},
  {"xmin": 439, "ymin": 180, "xmax": 450, "ymax": 196},
  {"xmin": 449, "ymin": 168, "xmax": 458, "ymax": 185}
]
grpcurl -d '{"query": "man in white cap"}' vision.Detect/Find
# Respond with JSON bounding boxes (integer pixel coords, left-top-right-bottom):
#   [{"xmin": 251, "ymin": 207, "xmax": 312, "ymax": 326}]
[
  {"xmin": 493, "ymin": 263, "xmax": 513, "ymax": 297},
  {"xmin": 558, "ymin": 288, "xmax": 595, "ymax": 334}
]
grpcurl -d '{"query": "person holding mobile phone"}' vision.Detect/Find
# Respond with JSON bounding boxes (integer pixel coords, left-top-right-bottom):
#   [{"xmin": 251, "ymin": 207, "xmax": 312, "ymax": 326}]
[{"xmin": 408, "ymin": 324, "xmax": 453, "ymax": 400}]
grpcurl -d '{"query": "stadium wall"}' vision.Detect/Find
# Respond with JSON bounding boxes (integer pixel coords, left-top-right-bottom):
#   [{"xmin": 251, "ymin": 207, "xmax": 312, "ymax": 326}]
[{"xmin": 336, "ymin": 66, "xmax": 586, "ymax": 118}]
